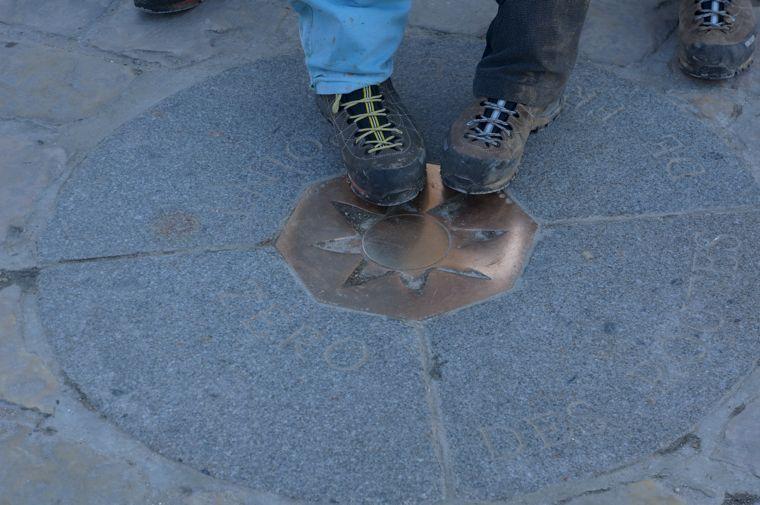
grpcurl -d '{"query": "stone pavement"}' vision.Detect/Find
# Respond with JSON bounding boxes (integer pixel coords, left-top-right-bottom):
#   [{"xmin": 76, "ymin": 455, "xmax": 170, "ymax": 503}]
[{"xmin": 1, "ymin": 1, "xmax": 760, "ymax": 504}]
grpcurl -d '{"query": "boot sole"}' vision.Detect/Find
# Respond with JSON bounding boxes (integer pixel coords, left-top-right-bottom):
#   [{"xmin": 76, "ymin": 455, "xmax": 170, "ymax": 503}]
[
  {"xmin": 135, "ymin": 0, "xmax": 202, "ymax": 13},
  {"xmin": 318, "ymin": 105, "xmax": 425, "ymax": 207},
  {"xmin": 348, "ymin": 180, "xmax": 423, "ymax": 207},
  {"xmin": 679, "ymin": 55, "xmax": 753, "ymax": 80},
  {"xmin": 442, "ymin": 98, "xmax": 564, "ymax": 195}
]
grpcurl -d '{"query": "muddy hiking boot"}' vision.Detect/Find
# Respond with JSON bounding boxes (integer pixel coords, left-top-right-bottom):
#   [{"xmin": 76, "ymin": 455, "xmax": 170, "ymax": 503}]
[
  {"xmin": 317, "ymin": 80, "xmax": 426, "ymax": 206},
  {"xmin": 134, "ymin": 0, "xmax": 203, "ymax": 13},
  {"xmin": 678, "ymin": 0, "xmax": 757, "ymax": 80},
  {"xmin": 441, "ymin": 97, "xmax": 562, "ymax": 195}
]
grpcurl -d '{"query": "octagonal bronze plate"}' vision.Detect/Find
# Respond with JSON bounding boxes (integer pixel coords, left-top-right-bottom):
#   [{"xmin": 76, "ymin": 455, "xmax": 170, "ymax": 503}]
[{"xmin": 276, "ymin": 164, "xmax": 538, "ymax": 320}]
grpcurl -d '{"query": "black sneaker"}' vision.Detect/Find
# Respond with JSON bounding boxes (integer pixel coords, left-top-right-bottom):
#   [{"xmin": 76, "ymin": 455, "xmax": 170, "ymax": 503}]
[
  {"xmin": 678, "ymin": 0, "xmax": 757, "ymax": 80},
  {"xmin": 441, "ymin": 97, "xmax": 562, "ymax": 194},
  {"xmin": 135, "ymin": 0, "xmax": 202, "ymax": 14},
  {"xmin": 317, "ymin": 80, "xmax": 426, "ymax": 206}
]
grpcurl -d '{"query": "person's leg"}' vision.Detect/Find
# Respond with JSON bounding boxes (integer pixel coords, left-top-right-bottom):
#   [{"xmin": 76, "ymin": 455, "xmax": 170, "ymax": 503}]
[
  {"xmin": 290, "ymin": 0, "xmax": 426, "ymax": 206},
  {"xmin": 291, "ymin": 0, "xmax": 411, "ymax": 94},
  {"xmin": 441, "ymin": 0, "xmax": 589, "ymax": 195},
  {"xmin": 474, "ymin": 0, "xmax": 590, "ymax": 108}
]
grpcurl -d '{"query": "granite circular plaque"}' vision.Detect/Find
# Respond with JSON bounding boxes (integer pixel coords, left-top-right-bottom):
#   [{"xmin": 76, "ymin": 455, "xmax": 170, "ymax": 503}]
[{"xmin": 36, "ymin": 33, "xmax": 760, "ymax": 503}]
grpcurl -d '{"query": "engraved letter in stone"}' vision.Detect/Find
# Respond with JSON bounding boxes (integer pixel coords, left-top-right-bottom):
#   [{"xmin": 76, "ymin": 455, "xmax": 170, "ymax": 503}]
[
  {"xmin": 323, "ymin": 338, "xmax": 369, "ymax": 371},
  {"xmin": 525, "ymin": 411, "xmax": 569, "ymax": 449},
  {"xmin": 479, "ymin": 425, "xmax": 525, "ymax": 460}
]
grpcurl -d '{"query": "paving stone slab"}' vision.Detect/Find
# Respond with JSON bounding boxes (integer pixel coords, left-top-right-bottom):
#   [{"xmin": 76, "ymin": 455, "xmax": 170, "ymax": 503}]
[
  {"xmin": 508, "ymin": 76, "xmax": 760, "ymax": 221},
  {"xmin": 37, "ymin": 54, "xmax": 337, "ymax": 263},
  {"xmin": 0, "ymin": 40, "xmax": 139, "ymax": 124},
  {"xmin": 395, "ymin": 36, "xmax": 760, "ymax": 222},
  {"xmin": 37, "ymin": 248, "xmax": 440, "ymax": 504},
  {"xmin": 608, "ymin": 11, "xmax": 760, "ymax": 185},
  {"xmin": 39, "ymin": 34, "xmax": 760, "ymax": 262},
  {"xmin": 0, "ymin": 285, "xmax": 59, "ymax": 414},
  {"xmin": 0, "ymin": 120, "xmax": 65, "ymax": 267},
  {"xmin": 83, "ymin": 0, "xmax": 297, "ymax": 67},
  {"xmin": 712, "ymin": 397, "xmax": 760, "ymax": 478},
  {"xmin": 426, "ymin": 210, "xmax": 760, "ymax": 500},
  {"xmin": 564, "ymin": 480, "xmax": 686, "ymax": 505},
  {"xmin": 0, "ymin": 0, "xmax": 112, "ymax": 37},
  {"xmin": 579, "ymin": 0, "xmax": 678, "ymax": 67}
]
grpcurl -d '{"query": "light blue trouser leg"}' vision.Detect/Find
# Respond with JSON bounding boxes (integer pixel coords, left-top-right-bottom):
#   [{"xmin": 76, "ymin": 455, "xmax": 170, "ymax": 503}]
[{"xmin": 290, "ymin": 0, "xmax": 412, "ymax": 95}]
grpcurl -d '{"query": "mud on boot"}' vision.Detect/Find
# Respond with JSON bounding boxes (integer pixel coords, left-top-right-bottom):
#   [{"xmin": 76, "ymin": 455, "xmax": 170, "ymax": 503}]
[
  {"xmin": 441, "ymin": 97, "xmax": 562, "ymax": 195},
  {"xmin": 317, "ymin": 80, "xmax": 426, "ymax": 207}
]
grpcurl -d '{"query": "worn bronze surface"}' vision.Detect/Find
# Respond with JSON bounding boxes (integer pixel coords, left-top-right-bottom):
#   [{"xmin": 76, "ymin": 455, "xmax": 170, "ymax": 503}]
[{"xmin": 276, "ymin": 164, "xmax": 538, "ymax": 320}]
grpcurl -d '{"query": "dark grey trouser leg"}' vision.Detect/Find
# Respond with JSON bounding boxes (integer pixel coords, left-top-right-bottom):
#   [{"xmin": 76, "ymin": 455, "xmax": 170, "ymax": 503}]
[{"xmin": 473, "ymin": 0, "xmax": 590, "ymax": 107}]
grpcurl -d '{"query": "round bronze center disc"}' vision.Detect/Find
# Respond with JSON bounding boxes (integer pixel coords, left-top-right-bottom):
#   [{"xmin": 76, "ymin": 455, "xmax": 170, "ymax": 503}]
[{"xmin": 362, "ymin": 214, "xmax": 450, "ymax": 271}]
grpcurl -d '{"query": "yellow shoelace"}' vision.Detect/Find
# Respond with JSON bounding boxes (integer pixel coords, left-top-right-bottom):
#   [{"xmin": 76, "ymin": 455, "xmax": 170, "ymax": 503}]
[{"xmin": 332, "ymin": 87, "xmax": 403, "ymax": 154}]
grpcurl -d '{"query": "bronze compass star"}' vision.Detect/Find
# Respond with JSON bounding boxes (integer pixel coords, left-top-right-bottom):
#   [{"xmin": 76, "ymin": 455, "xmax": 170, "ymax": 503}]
[
  {"xmin": 276, "ymin": 164, "xmax": 538, "ymax": 320},
  {"xmin": 313, "ymin": 198, "xmax": 506, "ymax": 294}
]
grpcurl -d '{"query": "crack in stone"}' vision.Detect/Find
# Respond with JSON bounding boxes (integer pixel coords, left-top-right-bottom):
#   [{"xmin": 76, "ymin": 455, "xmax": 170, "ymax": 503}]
[
  {"xmin": 0, "ymin": 398, "xmax": 52, "ymax": 420},
  {"xmin": 60, "ymin": 370, "xmax": 98, "ymax": 413},
  {"xmin": 708, "ymin": 455, "xmax": 760, "ymax": 480},
  {"xmin": 545, "ymin": 205, "xmax": 760, "ymax": 228},
  {"xmin": 412, "ymin": 324, "xmax": 457, "ymax": 501},
  {"xmin": 0, "ymin": 267, "xmax": 39, "ymax": 291},
  {"xmin": 729, "ymin": 403, "xmax": 747, "ymax": 418},
  {"xmin": 557, "ymin": 486, "xmax": 612, "ymax": 504},
  {"xmin": 655, "ymin": 432, "xmax": 701, "ymax": 455},
  {"xmin": 41, "ymin": 241, "xmax": 275, "ymax": 269}
]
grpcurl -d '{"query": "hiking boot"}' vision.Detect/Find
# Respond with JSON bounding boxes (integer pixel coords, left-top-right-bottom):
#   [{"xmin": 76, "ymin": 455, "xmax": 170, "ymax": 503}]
[
  {"xmin": 317, "ymin": 80, "xmax": 426, "ymax": 206},
  {"xmin": 441, "ymin": 97, "xmax": 562, "ymax": 194},
  {"xmin": 678, "ymin": 0, "xmax": 756, "ymax": 80},
  {"xmin": 135, "ymin": 0, "xmax": 202, "ymax": 13}
]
